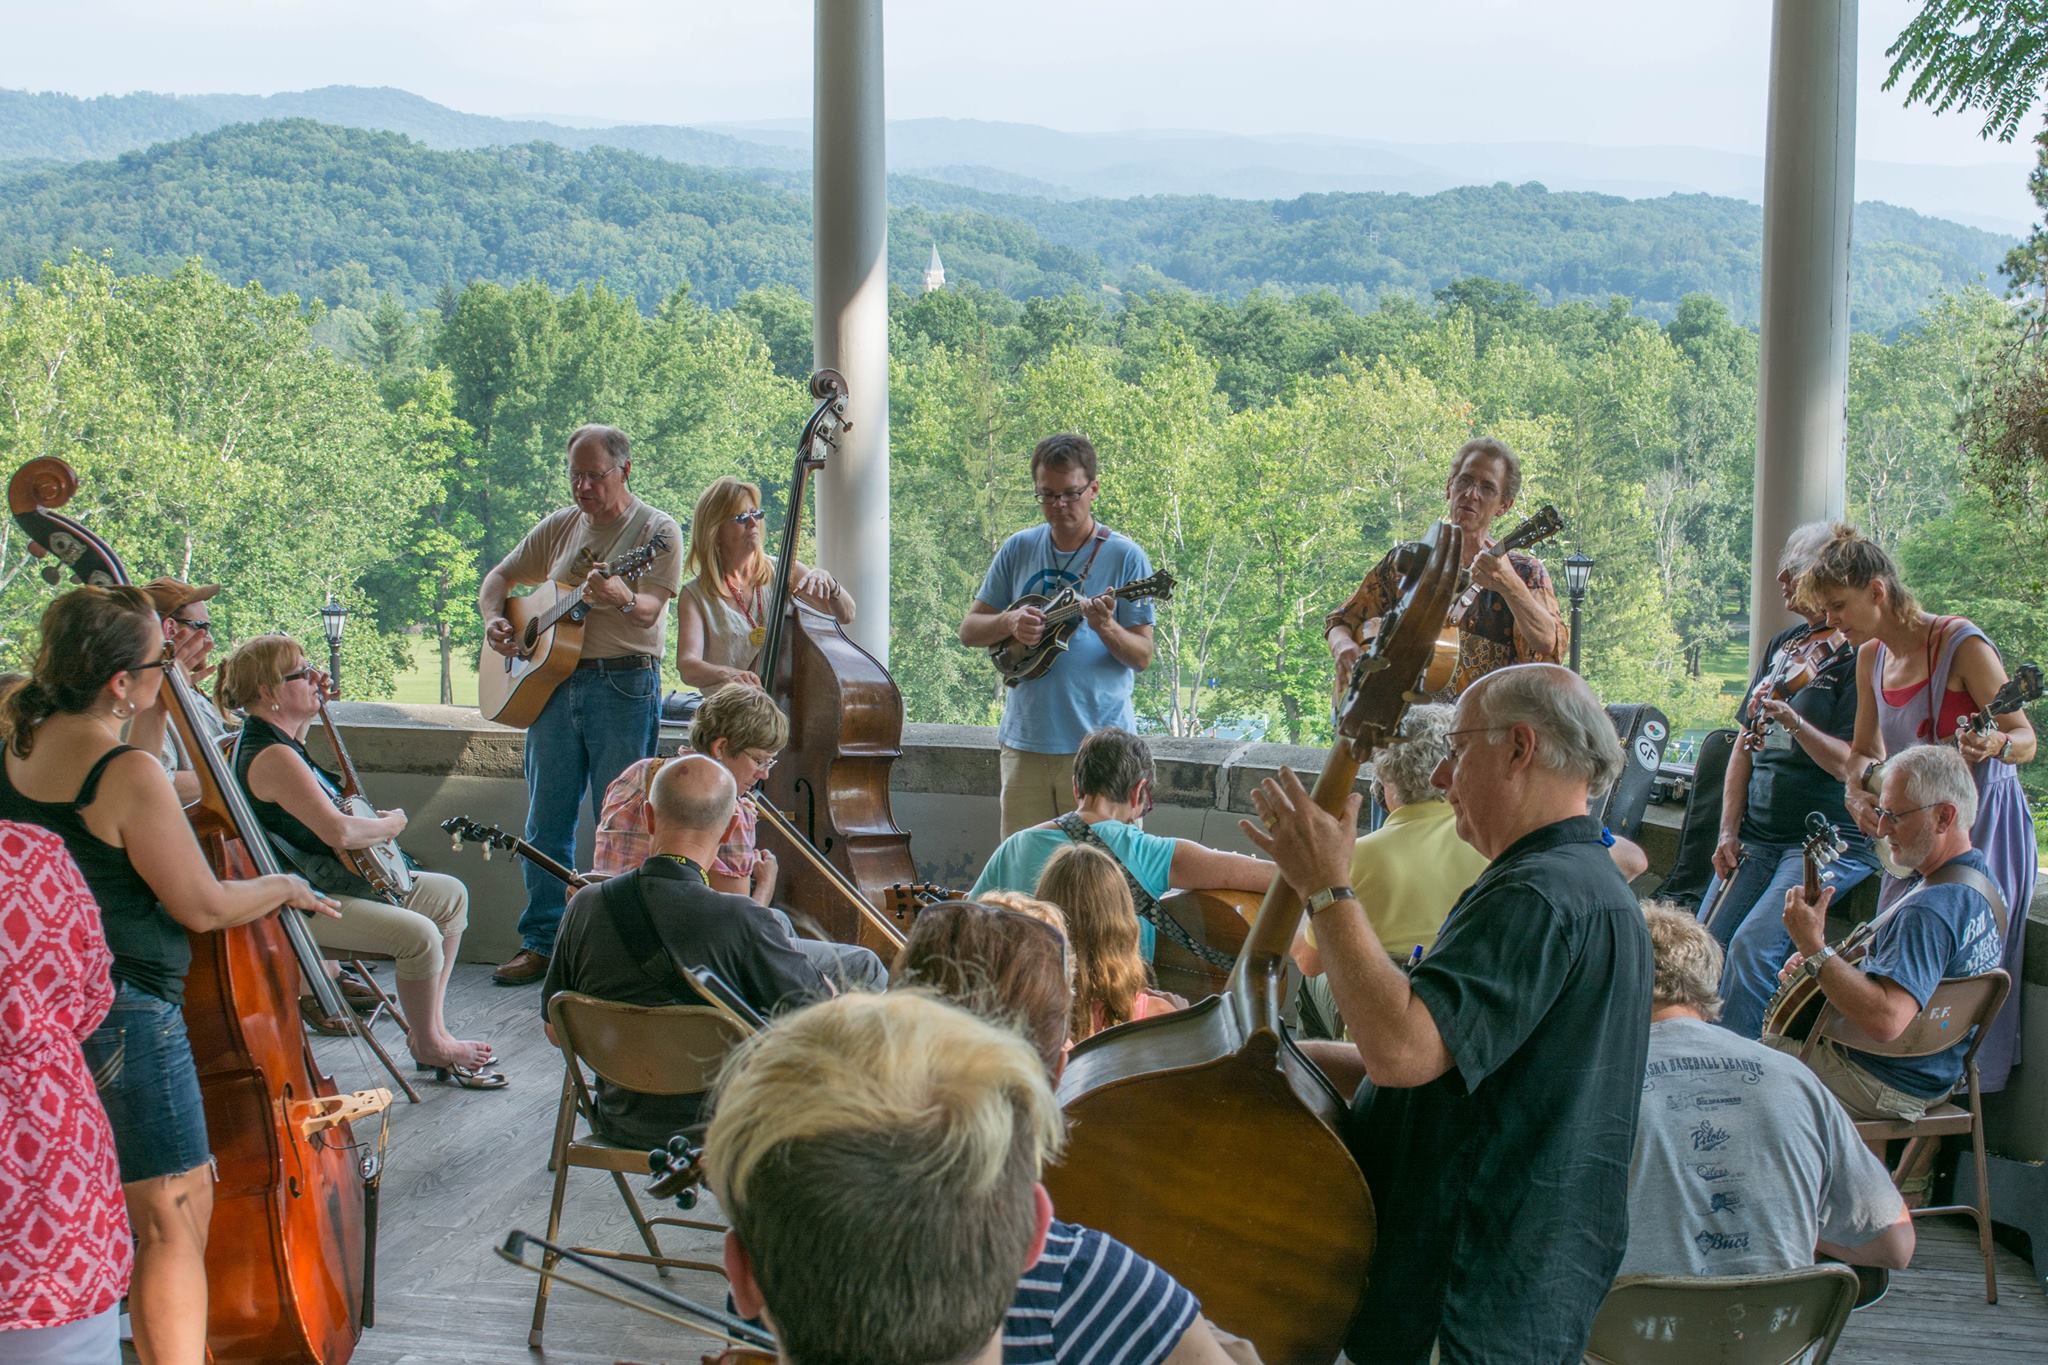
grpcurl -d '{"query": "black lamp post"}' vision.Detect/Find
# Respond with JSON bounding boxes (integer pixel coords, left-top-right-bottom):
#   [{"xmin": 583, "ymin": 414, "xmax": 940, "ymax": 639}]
[
  {"xmin": 1563, "ymin": 552, "xmax": 1594, "ymax": 674},
  {"xmin": 320, "ymin": 595, "xmax": 348, "ymax": 696}
]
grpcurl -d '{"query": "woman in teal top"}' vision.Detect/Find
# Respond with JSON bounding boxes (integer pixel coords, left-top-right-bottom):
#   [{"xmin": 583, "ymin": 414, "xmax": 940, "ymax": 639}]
[{"xmin": 969, "ymin": 727, "xmax": 1272, "ymax": 959}]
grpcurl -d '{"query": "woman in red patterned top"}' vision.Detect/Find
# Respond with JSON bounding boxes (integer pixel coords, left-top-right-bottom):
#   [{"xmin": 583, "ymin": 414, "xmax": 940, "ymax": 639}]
[{"xmin": 0, "ymin": 820, "xmax": 132, "ymax": 1361}]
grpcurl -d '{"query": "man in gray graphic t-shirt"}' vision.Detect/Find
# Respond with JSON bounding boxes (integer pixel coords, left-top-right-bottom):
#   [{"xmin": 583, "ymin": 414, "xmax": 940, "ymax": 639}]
[{"xmin": 1622, "ymin": 906, "xmax": 1912, "ymax": 1277}]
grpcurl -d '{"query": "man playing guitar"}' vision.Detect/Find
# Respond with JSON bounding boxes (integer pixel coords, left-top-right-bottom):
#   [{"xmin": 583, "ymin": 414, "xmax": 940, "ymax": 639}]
[
  {"xmin": 1322, "ymin": 436, "xmax": 1564, "ymax": 702},
  {"xmin": 477, "ymin": 425, "xmax": 683, "ymax": 985},
  {"xmin": 958, "ymin": 433, "xmax": 1156, "ymax": 837}
]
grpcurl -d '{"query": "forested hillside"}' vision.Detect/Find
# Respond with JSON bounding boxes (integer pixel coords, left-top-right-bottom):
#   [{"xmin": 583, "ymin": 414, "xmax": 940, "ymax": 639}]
[{"xmin": 0, "ymin": 120, "xmax": 2007, "ymax": 331}]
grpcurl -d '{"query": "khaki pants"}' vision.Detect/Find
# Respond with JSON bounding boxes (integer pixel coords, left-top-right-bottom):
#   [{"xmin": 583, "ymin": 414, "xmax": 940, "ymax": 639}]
[
  {"xmin": 1771, "ymin": 1035, "xmax": 1934, "ymax": 1122},
  {"xmin": 998, "ymin": 746, "xmax": 1077, "ymax": 838},
  {"xmin": 311, "ymin": 869, "xmax": 469, "ymax": 981}
]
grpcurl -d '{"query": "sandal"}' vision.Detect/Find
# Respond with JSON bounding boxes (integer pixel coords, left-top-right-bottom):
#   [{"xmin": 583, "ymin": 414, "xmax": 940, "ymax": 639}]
[
  {"xmin": 415, "ymin": 1059, "xmax": 508, "ymax": 1090},
  {"xmin": 299, "ymin": 994, "xmax": 354, "ymax": 1038}
]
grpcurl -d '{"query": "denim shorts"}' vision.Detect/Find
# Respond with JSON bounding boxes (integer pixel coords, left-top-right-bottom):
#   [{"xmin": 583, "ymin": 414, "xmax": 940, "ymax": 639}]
[{"xmin": 79, "ymin": 981, "xmax": 211, "ymax": 1184}]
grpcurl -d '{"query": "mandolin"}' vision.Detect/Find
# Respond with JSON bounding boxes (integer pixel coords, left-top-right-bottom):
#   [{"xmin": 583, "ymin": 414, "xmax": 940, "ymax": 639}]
[
  {"xmin": 314, "ymin": 695, "xmax": 413, "ymax": 902},
  {"xmin": 990, "ymin": 569, "xmax": 1176, "ymax": 686},
  {"xmin": 478, "ymin": 533, "xmax": 670, "ymax": 728},
  {"xmin": 1345, "ymin": 504, "xmax": 1563, "ymax": 702},
  {"xmin": 1044, "ymin": 518, "xmax": 1463, "ymax": 1364}
]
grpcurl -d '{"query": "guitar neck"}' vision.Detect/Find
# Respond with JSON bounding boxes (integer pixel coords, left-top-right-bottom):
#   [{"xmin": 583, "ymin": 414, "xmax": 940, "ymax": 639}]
[
  {"xmin": 315, "ymin": 699, "xmax": 368, "ymax": 801},
  {"xmin": 1042, "ymin": 582, "xmax": 1146, "ymax": 627},
  {"xmin": 533, "ymin": 581, "xmax": 591, "ymax": 635},
  {"xmin": 507, "ymin": 839, "xmax": 587, "ymax": 888}
]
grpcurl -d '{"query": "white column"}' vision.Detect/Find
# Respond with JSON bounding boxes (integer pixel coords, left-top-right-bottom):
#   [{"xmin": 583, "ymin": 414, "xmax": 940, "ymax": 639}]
[
  {"xmin": 813, "ymin": 0, "xmax": 890, "ymax": 663},
  {"xmin": 1751, "ymin": 0, "xmax": 1856, "ymax": 670}
]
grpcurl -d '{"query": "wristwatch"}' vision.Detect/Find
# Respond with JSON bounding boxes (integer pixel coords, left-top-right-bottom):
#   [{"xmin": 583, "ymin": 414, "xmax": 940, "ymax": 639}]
[
  {"xmin": 617, "ymin": 597, "xmax": 635, "ymax": 615},
  {"xmin": 1801, "ymin": 944, "xmax": 1838, "ymax": 980},
  {"xmin": 1304, "ymin": 885, "xmax": 1355, "ymax": 917}
]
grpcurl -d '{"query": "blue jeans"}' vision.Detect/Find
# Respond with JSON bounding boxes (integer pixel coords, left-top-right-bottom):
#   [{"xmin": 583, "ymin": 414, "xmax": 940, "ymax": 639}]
[
  {"xmin": 1703, "ymin": 836, "xmax": 1877, "ymax": 1039},
  {"xmin": 80, "ymin": 981, "xmax": 211, "ymax": 1183},
  {"xmin": 518, "ymin": 662, "xmax": 659, "ymax": 954}
]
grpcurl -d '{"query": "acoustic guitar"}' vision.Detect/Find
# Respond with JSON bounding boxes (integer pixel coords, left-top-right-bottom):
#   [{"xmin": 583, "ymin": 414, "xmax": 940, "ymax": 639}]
[
  {"xmin": 1870, "ymin": 662, "xmax": 2042, "ymax": 877},
  {"xmin": 990, "ymin": 569, "xmax": 1176, "ymax": 686},
  {"xmin": 478, "ymin": 534, "xmax": 670, "ymax": 728},
  {"xmin": 1343, "ymin": 504, "xmax": 1563, "ymax": 702},
  {"xmin": 1044, "ymin": 519, "xmax": 1463, "ymax": 1364}
]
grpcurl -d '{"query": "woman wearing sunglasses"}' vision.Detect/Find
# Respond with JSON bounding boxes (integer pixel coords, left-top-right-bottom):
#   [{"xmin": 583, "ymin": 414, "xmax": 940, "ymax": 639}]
[
  {"xmin": 216, "ymin": 634, "xmax": 505, "ymax": 1090},
  {"xmin": 673, "ymin": 475, "xmax": 854, "ymax": 692},
  {"xmin": 0, "ymin": 587, "xmax": 342, "ymax": 1363}
]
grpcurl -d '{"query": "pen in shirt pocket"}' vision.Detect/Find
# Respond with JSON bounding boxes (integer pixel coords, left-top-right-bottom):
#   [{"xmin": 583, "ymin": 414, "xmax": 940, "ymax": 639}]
[{"xmin": 1407, "ymin": 944, "xmax": 1424, "ymax": 972}]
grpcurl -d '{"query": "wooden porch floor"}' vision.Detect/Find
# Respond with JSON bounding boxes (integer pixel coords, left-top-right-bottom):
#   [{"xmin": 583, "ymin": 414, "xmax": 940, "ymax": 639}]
[{"xmin": 271, "ymin": 966, "xmax": 2048, "ymax": 1363}]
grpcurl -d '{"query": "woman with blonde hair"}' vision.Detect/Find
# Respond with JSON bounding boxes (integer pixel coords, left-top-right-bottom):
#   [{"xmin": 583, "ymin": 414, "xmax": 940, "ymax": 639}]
[
  {"xmin": 217, "ymin": 634, "xmax": 503, "ymax": 1089},
  {"xmin": 673, "ymin": 475, "xmax": 855, "ymax": 690},
  {"xmin": 1035, "ymin": 842, "xmax": 1185, "ymax": 1043},
  {"xmin": 1798, "ymin": 527, "xmax": 2036, "ymax": 1091}
]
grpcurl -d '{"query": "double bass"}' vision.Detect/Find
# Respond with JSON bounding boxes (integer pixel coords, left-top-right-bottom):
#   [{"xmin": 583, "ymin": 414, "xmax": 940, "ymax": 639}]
[
  {"xmin": 1043, "ymin": 521, "xmax": 1463, "ymax": 1364},
  {"xmin": 10, "ymin": 458, "xmax": 390, "ymax": 1364},
  {"xmin": 750, "ymin": 369, "xmax": 927, "ymax": 953}
]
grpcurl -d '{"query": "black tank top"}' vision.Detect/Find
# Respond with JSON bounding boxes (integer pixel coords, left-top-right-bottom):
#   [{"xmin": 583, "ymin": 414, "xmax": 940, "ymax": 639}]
[
  {"xmin": 0, "ymin": 745, "xmax": 191, "ymax": 1004},
  {"xmin": 232, "ymin": 715, "xmax": 374, "ymax": 898}
]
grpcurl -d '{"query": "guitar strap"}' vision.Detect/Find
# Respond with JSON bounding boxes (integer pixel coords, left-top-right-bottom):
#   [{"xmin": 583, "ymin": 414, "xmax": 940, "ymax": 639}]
[
  {"xmin": 1861, "ymin": 858, "xmax": 2008, "ymax": 948},
  {"xmin": 1054, "ymin": 813, "xmax": 1235, "ymax": 969},
  {"xmin": 550, "ymin": 499, "xmax": 656, "ymax": 585}
]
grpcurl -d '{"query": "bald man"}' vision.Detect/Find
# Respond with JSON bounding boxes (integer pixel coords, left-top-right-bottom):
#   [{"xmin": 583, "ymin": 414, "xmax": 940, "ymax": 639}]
[{"xmin": 540, "ymin": 755, "xmax": 831, "ymax": 1148}]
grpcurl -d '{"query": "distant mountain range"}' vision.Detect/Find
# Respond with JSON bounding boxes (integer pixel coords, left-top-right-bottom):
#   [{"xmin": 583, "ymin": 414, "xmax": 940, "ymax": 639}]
[
  {"xmin": 0, "ymin": 119, "xmax": 2006, "ymax": 336},
  {"xmin": 0, "ymin": 85, "xmax": 2033, "ymax": 235}
]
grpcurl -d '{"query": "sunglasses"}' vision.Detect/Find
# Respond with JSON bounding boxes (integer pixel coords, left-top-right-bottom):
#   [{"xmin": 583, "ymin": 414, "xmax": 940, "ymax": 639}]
[
  {"xmin": 126, "ymin": 659, "xmax": 168, "ymax": 674},
  {"xmin": 171, "ymin": 616, "xmax": 214, "ymax": 636},
  {"xmin": 731, "ymin": 509, "xmax": 767, "ymax": 527},
  {"xmin": 281, "ymin": 666, "xmax": 318, "ymax": 683}
]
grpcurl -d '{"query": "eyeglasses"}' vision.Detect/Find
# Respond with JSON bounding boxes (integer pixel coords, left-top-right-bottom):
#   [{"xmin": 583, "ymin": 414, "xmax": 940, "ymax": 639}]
[
  {"xmin": 742, "ymin": 751, "xmax": 778, "ymax": 775},
  {"xmin": 1035, "ymin": 484, "xmax": 1094, "ymax": 506},
  {"xmin": 1873, "ymin": 803, "xmax": 1932, "ymax": 828},
  {"xmin": 170, "ymin": 616, "xmax": 213, "ymax": 636},
  {"xmin": 568, "ymin": 464, "xmax": 624, "ymax": 487},
  {"xmin": 731, "ymin": 509, "xmax": 767, "ymax": 527},
  {"xmin": 1441, "ymin": 725, "xmax": 1505, "ymax": 762},
  {"xmin": 126, "ymin": 659, "xmax": 168, "ymax": 674},
  {"xmin": 281, "ymin": 667, "xmax": 318, "ymax": 683}
]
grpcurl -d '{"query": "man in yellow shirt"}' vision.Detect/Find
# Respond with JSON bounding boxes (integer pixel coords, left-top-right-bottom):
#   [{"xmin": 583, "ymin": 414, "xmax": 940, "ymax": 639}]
[{"xmin": 1299, "ymin": 704, "xmax": 1488, "ymax": 1039}]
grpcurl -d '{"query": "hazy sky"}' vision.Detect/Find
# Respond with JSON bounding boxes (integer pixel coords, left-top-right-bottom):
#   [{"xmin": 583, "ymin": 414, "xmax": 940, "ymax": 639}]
[{"xmin": 0, "ymin": 0, "xmax": 2030, "ymax": 172}]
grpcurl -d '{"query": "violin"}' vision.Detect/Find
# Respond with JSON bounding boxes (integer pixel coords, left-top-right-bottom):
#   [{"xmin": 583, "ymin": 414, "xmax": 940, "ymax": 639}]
[
  {"xmin": 10, "ymin": 457, "xmax": 391, "ymax": 1362},
  {"xmin": 752, "ymin": 370, "xmax": 926, "ymax": 948},
  {"xmin": 1740, "ymin": 626, "xmax": 1850, "ymax": 752},
  {"xmin": 1044, "ymin": 519, "xmax": 1464, "ymax": 1364}
]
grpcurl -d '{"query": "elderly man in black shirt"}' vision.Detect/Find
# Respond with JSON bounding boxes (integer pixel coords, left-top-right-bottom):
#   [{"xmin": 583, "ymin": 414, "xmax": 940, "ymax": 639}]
[
  {"xmin": 1245, "ymin": 663, "xmax": 1652, "ymax": 1364},
  {"xmin": 540, "ymin": 754, "xmax": 829, "ymax": 1149}
]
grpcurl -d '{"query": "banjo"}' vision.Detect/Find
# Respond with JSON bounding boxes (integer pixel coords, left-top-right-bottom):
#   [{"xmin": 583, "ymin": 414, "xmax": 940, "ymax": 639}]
[{"xmin": 315, "ymin": 693, "xmax": 414, "ymax": 901}]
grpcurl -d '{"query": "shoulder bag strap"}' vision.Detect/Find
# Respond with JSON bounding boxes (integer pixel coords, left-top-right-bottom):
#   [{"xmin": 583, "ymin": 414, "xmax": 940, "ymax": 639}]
[
  {"xmin": 1054, "ymin": 812, "xmax": 1233, "ymax": 969},
  {"xmin": 600, "ymin": 866, "xmax": 768, "ymax": 1025}
]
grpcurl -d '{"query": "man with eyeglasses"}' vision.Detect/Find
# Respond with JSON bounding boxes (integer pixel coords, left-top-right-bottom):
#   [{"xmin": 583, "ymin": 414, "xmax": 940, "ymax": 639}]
[
  {"xmin": 959, "ymin": 433, "xmax": 1156, "ymax": 837},
  {"xmin": 478, "ymin": 424, "xmax": 684, "ymax": 985},
  {"xmin": 1323, "ymin": 436, "xmax": 1564, "ymax": 704},
  {"xmin": 140, "ymin": 577, "xmax": 230, "ymax": 806},
  {"xmin": 1242, "ymin": 664, "xmax": 1649, "ymax": 1364},
  {"xmin": 1776, "ymin": 743, "xmax": 2005, "ymax": 1129}
]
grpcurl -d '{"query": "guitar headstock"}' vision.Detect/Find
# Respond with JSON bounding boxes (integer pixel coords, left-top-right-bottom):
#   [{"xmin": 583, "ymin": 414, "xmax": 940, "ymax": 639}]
[
  {"xmin": 441, "ymin": 814, "xmax": 519, "ymax": 857},
  {"xmin": 1979, "ymin": 663, "xmax": 2044, "ymax": 730},
  {"xmin": 605, "ymin": 531, "xmax": 671, "ymax": 586},
  {"xmin": 1338, "ymin": 519, "xmax": 1462, "ymax": 754},
  {"xmin": 1120, "ymin": 569, "xmax": 1176, "ymax": 604},
  {"xmin": 1801, "ymin": 811, "xmax": 1846, "ymax": 899},
  {"xmin": 1498, "ymin": 505, "xmax": 1565, "ymax": 555}
]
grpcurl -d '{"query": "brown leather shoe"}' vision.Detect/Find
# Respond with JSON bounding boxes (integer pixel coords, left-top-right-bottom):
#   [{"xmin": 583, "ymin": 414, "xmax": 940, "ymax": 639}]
[{"xmin": 492, "ymin": 948, "xmax": 550, "ymax": 986}]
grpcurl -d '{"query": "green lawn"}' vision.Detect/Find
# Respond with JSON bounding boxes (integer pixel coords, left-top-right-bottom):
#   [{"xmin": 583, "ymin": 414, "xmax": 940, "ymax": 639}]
[{"xmin": 388, "ymin": 636, "xmax": 479, "ymax": 706}]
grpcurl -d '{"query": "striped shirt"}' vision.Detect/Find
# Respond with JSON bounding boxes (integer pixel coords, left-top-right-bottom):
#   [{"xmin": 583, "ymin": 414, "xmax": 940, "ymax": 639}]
[{"xmin": 1003, "ymin": 1220, "xmax": 1199, "ymax": 1365}]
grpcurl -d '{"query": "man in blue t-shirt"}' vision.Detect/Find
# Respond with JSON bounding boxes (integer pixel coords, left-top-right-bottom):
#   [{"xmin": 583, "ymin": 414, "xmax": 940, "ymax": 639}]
[
  {"xmin": 960, "ymin": 433, "xmax": 1157, "ymax": 836},
  {"xmin": 1778, "ymin": 744, "xmax": 2006, "ymax": 1123}
]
